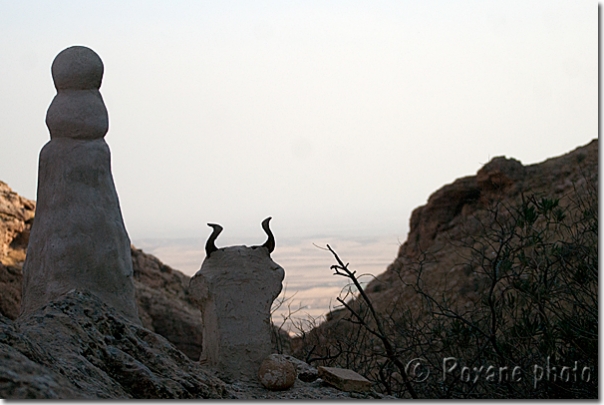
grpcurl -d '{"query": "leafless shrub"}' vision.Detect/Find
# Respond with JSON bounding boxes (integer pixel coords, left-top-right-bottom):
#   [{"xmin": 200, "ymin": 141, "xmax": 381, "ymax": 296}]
[{"xmin": 289, "ymin": 177, "xmax": 597, "ymax": 399}]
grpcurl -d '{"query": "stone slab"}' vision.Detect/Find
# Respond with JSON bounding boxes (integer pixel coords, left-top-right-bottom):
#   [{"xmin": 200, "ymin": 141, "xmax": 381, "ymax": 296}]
[{"xmin": 317, "ymin": 366, "xmax": 372, "ymax": 393}]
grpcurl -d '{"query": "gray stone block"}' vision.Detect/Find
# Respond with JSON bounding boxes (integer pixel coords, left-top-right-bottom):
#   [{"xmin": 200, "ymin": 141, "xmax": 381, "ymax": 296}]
[{"xmin": 317, "ymin": 366, "xmax": 372, "ymax": 393}]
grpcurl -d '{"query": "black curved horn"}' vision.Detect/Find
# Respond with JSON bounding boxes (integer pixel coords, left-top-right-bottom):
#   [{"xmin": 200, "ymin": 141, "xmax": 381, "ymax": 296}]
[
  {"xmin": 261, "ymin": 217, "xmax": 275, "ymax": 254},
  {"xmin": 205, "ymin": 223, "xmax": 223, "ymax": 257}
]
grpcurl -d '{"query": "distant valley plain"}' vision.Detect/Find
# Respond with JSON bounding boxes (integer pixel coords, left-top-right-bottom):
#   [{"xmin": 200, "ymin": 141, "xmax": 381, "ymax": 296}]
[{"xmin": 134, "ymin": 234, "xmax": 402, "ymax": 330}]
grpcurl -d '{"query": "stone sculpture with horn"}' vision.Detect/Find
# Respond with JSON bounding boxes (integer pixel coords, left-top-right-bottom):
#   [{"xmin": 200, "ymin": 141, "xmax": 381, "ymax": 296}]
[{"xmin": 190, "ymin": 217, "xmax": 285, "ymax": 382}]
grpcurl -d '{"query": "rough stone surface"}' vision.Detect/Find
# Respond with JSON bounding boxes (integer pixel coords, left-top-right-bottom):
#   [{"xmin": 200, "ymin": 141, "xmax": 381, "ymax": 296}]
[
  {"xmin": 282, "ymin": 354, "xmax": 318, "ymax": 382},
  {"xmin": 21, "ymin": 46, "xmax": 140, "ymax": 324},
  {"xmin": 0, "ymin": 182, "xmax": 35, "ymax": 322},
  {"xmin": 1, "ymin": 290, "xmax": 228, "ymax": 399},
  {"xmin": 0, "ymin": 262, "xmax": 22, "ymax": 320},
  {"xmin": 476, "ymin": 156, "xmax": 526, "ymax": 196},
  {"xmin": 318, "ymin": 366, "xmax": 372, "ymax": 392},
  {"xmin": 0, "ymin": 291, "xmax": 374, "ymax": 399},
  {"xmin": 233, "ymin": 379, "xmax": 381, "ymax": 399},
  {"xmin": 131, "ymin": 246, "xmax": 202, "ymax": 360},
  {"xmin": 397, "ymin": 141, "xmax": 596, "ymax": 261},
  {"xmin": 225, "ymin": 378, "xmax": 393, "ymax": 399},
  {"xmin": 0, "ymin": 335, "xmax": 84, "ymax": 399},
  {"xmin": 258, "ymin": 354, "xmax": 297, "ymax": 390},
  {"xmin": 190, "ymin": 224, "xmax": 285, "ymax": 382},
  {"xmin": 0, "ymin": 181, "xmax": 35, "ymax": 267}
]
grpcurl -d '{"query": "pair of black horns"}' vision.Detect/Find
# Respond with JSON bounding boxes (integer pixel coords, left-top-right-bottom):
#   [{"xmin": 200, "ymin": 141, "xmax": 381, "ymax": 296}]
[{"xmin": 205, "ymin": 217, "xmax": 275, "ymax": 257}]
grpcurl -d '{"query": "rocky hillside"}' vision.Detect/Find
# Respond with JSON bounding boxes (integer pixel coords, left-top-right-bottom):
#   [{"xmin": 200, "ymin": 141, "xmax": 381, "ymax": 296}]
[
  {"xmin": 290, "ymin": 139, "xmax": 598, "ymax": 399},
  {"xmin": 0, "ymin": 180, "xmax": 202, "ymax": 360},
  {"xmin": 297, "ymin": 139, "xmax": 598, "ymax": 321},
  {"xmin": 0, "ymin": 182, "xmax": 35, "ymax": 321},
  {"xmin": 370, "ymin": 139, "xmax": 597, "ymax": 308},
  {"xmin": 0, "ymin": 290, "xmax": 227, "ymax": 399},
  {"xmin": 362, "ymin": 139, "xmax": 598, "ymax": 310},
  {"xmin": 400, "ymin": 139, "xmax": 597, "ymax": 259}
]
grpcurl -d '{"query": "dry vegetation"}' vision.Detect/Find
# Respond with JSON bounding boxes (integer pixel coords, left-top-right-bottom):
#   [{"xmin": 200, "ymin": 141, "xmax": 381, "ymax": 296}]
[{"xmin": 274, "ymin": 172, "xmax": 597, "ymax": 399}]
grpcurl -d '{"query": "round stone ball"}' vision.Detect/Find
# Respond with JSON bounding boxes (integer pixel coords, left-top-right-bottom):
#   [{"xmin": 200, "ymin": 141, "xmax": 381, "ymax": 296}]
[
  {"xmin": 45, "ymin": 91, "xmax": 108, "ymax": 140},
  {"xmin": 258, "ymin": 354, "xmax": 297, "ymax": 391},
  {"xmin": 51, "ymin": 46, "xmax": 104, "ymax": 91}
]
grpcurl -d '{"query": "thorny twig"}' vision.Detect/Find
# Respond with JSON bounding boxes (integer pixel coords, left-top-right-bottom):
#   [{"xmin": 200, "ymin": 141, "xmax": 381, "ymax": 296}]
[{"xmin": 326, "ymin": 244, "xmax": 418, "ymax": 399}]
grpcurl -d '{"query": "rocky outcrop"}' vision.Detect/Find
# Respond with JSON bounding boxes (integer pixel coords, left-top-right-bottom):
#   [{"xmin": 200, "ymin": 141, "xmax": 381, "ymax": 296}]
[
  {"xmin": 0, "ymin": 181, "xmax": 35, "ymax": 267},
  {"xmin": 399, "ymin": 140, "xmax": 597, "ymax": 260},
  {"xmin": 0, "ymin": 181, "xmax": 35, "ymax": 322},
  {"xmin": 0, "ymin": 289, "xmax": 377, "ymax": 399},
  {"xmin": 0, "ymin": 263, "xmax": 22, "ymax": 320},
  {"xmin": 0, "ymin": 289, "xmax": 228, "ymax": 399},
  {"xmin": 131, "ymin": 246, "xmax": 202, "ymax": 360},
  {"xmin": 404, "ymin": 175, "xmax": 480, "ymax": 254},
  {"xmin": 381, "ymin": 140, "xmax": 595, "ymax": 304}
]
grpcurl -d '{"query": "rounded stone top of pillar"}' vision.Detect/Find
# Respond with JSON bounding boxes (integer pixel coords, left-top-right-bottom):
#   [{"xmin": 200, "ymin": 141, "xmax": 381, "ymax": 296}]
[
  {"xmin": 51, "ymin": 46, "xmax": 104, "ymax": 91},
  {"xmin": 46, "ymin": 45, "xmax": 109, "ymax": 140}
]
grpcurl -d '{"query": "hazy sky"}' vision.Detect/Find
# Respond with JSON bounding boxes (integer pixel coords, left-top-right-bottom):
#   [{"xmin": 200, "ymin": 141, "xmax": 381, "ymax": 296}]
[{"xmin": 0, "ymin": 1, "xmax": 597, "ymax": 246}]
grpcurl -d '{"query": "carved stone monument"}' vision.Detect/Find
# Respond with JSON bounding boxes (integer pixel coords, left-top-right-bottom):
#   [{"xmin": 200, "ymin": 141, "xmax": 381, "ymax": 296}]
[
  {"xmin": 189, "ymin": 218, "xmax": 285, "ymax": 382},
  {"xmin": 20, "ymin": 46, "xmax": 140, "ymax": 324}
]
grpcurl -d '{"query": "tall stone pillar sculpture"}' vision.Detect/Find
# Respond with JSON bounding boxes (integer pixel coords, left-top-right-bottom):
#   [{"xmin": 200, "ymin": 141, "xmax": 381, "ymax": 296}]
[
  {"xmin": 190, "ymin": 218, "xmax": 285, "ymax": 382},
  {"xmin": 20, "ymin": 46, "xmax": 140, "ymax": 324}
]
